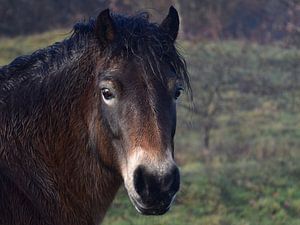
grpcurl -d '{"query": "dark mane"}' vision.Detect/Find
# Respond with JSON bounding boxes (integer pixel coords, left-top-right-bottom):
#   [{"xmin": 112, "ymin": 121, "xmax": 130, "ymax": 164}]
[{"xmin": 0, "ymin": 12, "xmax": 191, "ymax": 94}]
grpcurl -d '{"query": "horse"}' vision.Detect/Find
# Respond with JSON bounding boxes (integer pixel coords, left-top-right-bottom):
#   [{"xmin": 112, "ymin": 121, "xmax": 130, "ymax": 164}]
[{"xmin": 0, "ymin": 6, "xmax": 190, "ymax": 225}]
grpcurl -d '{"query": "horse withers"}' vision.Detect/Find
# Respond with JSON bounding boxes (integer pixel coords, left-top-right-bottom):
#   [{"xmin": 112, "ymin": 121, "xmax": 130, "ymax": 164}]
[{"xmin": 0, "ymin": 6, "xmax": 190, "ymax": 225}]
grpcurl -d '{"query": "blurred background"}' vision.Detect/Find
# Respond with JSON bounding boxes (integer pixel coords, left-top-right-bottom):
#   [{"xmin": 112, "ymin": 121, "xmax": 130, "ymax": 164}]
[{"xmin": 1, "ymin": 0, "xmax": 300, "ymax": 224}]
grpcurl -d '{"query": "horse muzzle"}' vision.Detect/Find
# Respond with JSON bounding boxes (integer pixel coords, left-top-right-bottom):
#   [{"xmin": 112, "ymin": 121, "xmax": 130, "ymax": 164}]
[{"xmin": 128, "ymin": 164, "xmax": 180, "ymax": 215}]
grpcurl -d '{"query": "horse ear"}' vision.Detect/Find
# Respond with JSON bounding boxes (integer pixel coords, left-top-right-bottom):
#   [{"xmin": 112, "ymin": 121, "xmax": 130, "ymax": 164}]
[
  {"xmin": 160, "ymin": 6, "xmax": 179, "ymax": 42},
  {"xmin": 95, "ymin": 9, "xmax": 116, "ymax": 45}
]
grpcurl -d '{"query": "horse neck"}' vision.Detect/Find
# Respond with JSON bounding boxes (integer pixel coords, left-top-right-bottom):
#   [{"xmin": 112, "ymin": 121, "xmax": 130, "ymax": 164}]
[
  {"xmin": 35, "ymin": 49, "xmax": 122, "ymax": 222},
  {"xmin": 2, "ymin": 39, "xmax": 122, "ymax": 223}
]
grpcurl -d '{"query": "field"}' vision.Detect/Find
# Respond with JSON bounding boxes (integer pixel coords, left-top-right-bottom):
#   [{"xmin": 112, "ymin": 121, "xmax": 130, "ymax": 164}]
[
  {"xmin": 104, "ymin": 158, "xmax": 300, "ymax": 225},
  {"xmin": 1, "ymin": 31, "xmax": 300, "ymax": 225}
]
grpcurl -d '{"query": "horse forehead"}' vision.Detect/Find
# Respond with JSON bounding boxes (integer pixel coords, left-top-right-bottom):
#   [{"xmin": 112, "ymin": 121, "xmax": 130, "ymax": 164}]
[{"xmin": 127, "ymin": 62, "xmax": 169, "ymax": 86}]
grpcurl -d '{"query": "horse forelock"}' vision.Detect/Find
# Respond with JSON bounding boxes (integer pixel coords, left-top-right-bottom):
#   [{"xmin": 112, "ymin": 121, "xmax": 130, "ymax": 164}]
[{"xmin": 72, "ymin": 12, "xmax": 191, "ymax": 95}]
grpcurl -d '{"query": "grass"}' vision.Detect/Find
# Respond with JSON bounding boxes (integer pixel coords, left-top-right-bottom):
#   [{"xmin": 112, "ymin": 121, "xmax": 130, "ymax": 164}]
[
  {"xmin": 103, "ymin": 158, "xmax": 300, "ymax": 225},
  {"xmin": 1, "ymin": 31, "xmax": 300, "ymax": 225},
  {"xmin": 178, "ymin": 40, "xmax": 300, "ymax": 161},
  {"xmin": 0, "ymin": 30, "xmax": 68, "ymax": 65}
]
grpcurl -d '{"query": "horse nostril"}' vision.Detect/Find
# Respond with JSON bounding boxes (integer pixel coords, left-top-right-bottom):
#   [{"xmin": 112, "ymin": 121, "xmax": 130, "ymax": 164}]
[
  {"xmin": 133, "ymin": 166, "xmax": 148, "ymax": 197},
  {"xmin": 162, "ymin": 166, "xmax": 180, "ymax": 194},
  {"xmin": 133, "ymin": 165, "xmax": 180, "ymax": 202}
]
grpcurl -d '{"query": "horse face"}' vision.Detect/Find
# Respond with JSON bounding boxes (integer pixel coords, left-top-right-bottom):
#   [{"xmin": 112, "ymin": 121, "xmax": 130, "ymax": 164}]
[
  {"xmin": 95, "ymin": 6, "xmax": 183, "ymax": 215},
  {"xmin": 98, "ymin": 58, "xmax": 182, "ymax": 215}
]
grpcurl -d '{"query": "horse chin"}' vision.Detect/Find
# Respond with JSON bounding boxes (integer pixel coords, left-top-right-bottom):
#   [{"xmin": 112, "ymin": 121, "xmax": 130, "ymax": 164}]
[{"xmin": 128, "ymin": 194, "xmax": 172, "ymax": 216}]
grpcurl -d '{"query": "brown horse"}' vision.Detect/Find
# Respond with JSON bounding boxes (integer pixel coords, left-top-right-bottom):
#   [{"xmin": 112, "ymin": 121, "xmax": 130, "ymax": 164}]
[{"xmin": 0, "ymin": 6, "xmax": 190, "ymax": 225}]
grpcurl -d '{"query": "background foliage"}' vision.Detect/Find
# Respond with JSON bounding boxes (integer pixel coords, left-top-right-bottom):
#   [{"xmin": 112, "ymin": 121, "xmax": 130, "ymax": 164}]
[{"xmin": 1, "ymin": 1, "xmax": 300, "ymax": 225}]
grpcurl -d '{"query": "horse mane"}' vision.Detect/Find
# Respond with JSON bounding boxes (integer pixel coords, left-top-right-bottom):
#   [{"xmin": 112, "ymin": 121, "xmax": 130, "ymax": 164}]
[{"xmin": 0, "ymin": 11, "xmax": 191, "ymax": 94}]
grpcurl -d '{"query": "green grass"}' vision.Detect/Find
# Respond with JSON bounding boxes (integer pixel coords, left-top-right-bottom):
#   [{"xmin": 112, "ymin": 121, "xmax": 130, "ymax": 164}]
[
  {"xmin": 177, "ymin": 40, "xmax": 300, "ymax": 161},
  {"xmin": 103, "ymin": 158, "xmax": 300, "ymax": 225},
  {"xmin": 0, "ymin": 30, "xmax": 68, "ymax": 66}
]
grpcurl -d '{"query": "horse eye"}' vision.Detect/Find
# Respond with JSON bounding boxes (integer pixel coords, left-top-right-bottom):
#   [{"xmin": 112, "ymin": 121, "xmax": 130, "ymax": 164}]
[
  {"xmin": 174, "ymin": 88, "xmax": 183, "ymax": 100},
  {"xmin": 101, "ymin": 88, "xmax": 115, "ymax": 101}
]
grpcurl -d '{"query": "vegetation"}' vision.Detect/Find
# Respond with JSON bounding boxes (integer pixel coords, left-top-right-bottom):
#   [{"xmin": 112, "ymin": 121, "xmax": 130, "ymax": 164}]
[
  {"xmin": 0, "ymin": 30, "xmax": 299, "ymax": 225},
  {"xmin": 2, "ymin": 0, "xmax": 300, "ymax": 46},
  {"xmin": 104, "ymin": 158, "xmax": 300, "ymax": 225},
  {"xmin": 177, "ymin": 41, "xmax": 300, "ymax": 161}
]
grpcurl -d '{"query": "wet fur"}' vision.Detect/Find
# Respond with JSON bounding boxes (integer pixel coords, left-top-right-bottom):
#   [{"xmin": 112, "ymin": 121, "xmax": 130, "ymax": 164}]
[{"xmin": 0, "ymin": 10, "xmax": 189, "ymax": 225}]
